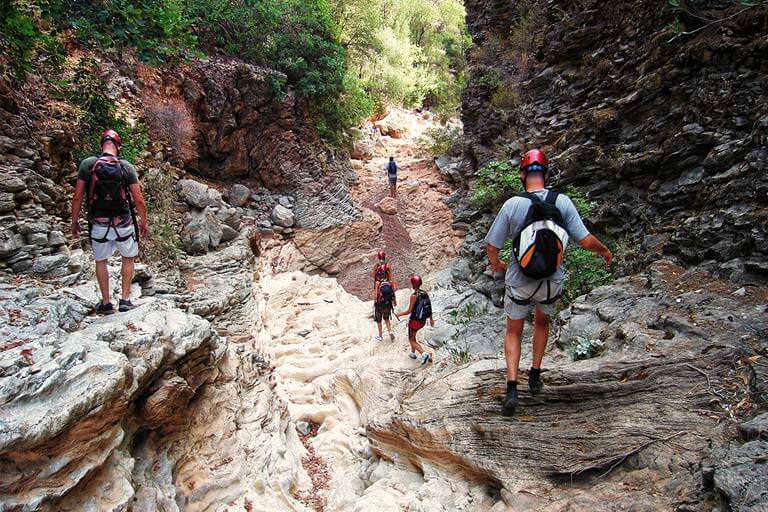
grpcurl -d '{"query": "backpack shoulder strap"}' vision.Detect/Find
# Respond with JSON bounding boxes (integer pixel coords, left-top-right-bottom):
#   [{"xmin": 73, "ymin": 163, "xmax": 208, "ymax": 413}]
[
  {"xmin": 519, "ymin": 191, "xmax": 541, "ymax": 203},
  {"xmin": 544, "ymin": 190, "xmax": 560, "ymax": 205}
]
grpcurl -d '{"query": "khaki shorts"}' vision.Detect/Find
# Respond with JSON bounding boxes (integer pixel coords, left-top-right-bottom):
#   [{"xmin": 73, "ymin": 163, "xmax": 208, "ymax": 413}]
[
  {"xmin": 504, "ymin": 279, "xmax": 563, "ymax": 320},
  {"xmin": 90, "ymin": 224, "xmax": 138, "ymax": 261}
]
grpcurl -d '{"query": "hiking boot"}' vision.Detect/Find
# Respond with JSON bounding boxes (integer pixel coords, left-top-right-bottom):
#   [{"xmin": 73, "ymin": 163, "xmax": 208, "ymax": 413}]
[
  {"xmin": 409, "ymin": 352, "xmax": 418, "ymax": 359},
  {"xmin": 118, "ymin": 299, "xmax": 135, "ymax": 312},
  {"xmin": 95, "ymin": 302, "xmax": 115, "ymax": 315},
  {"xmin": 420, "ymin": 353, "xmax": 431, "ymax": 365},
  {"xmin": 375, "ymin": 335, "xmax": 383, "ymax": 342},
  {"xmin": 502, "ymin": 383, "xmax": 518, "ymax": 416},
  {"xmin": 389, "ymin": 332, "xmax": 395, "ymax": 341},
  {"xmin": 529, "ymin": 368, "xmax": 543, "ymax": 396}
]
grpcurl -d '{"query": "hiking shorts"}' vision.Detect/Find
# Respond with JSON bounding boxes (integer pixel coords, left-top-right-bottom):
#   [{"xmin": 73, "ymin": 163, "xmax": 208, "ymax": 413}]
[
  {"xmin": 388, "ymin": 176, "xmax": 397, "ymax": 185},
  {"xmin": 90, "ymin": 225, "xmax": 138, "ymax": 261},
  {"xmin": 408, "ymin": 318, "xmax": 426, "ymax": 338},
  {"xmin": 504, "ymin": 279, "xmax": 563, "ymax": 320},
  {"xmin": 374, "ymin": 301, "xmax": 392, "ymax": 322}
]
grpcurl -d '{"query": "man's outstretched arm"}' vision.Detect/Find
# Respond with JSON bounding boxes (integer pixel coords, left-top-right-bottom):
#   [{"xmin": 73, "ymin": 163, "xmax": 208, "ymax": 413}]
[
  {"xmin": 578, "ymin": 234, "xmax": 613, "ymax": 266},
  {"xmin": 71, "ymin": 180, "xmax": 86, "ymax": 238},
  {"xmin": 486, "ymin": 243, "xmax": 507, "ymax": 274},
  {"xmin": 128, "ymin": 183, "xmax": 149, "ymax": 237}
]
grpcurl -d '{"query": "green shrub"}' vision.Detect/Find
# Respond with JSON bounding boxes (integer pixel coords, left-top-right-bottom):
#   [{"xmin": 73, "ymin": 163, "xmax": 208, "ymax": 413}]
[
  {"xmin": 61, "ymin": 57, "xmax": 149, "ymax": 162},
  {"xmin": 478, "ymin": 69, "xmax": 502, "ymax": 89},
  {"xmin": 447, "ymin": 302, "xmax": 486, "ymax": 364},
  {"xmin": 416, "ymin": 124, "xmax": 462, "ymax": 157},
  {"xmin": 141, "ymin": 166, "xmax": 181, "ymax": 265},
  {"xmin": 0, "ymin": 1, "xmax": 65, "ymax": 76},
  {"xmin": 470, "ymin": 160, "xmax": 522, "ymax": 207},
  {"xmin": 568, "ymin": 336, "xmax": 604, "ymax": 361},
  {"xmin": 563, "ymin": 247, "xmax": 612, "ymax": 303}
]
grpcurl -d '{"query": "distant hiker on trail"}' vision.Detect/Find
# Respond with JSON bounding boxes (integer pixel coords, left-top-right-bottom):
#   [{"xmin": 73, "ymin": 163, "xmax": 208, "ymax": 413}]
[
  {"xmin": 386, "ymin": 156, "xmax": 398, "ymax": 198},
  {"xmin": 373, "ymin": 250, "xmax": 396, "ymax": 341},
  {"xmin": 395, "ymin": 274, "xmax": 434, "ymax": 365},
  {"xmin": 485, "ymin": 149, "xmax": 612, "ymax": 416},
  {"xmin": 71, "ymin": 129, "xmax": 148, "ymax": 315}
]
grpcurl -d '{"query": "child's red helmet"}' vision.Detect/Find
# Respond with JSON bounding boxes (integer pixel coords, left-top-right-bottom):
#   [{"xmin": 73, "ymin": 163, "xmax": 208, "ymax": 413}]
[
  {"xmin": 377, "ymin": 250, "xmax": 386, "ymax": 260},
  {"xmin": 410, "ymin": 274, "xmax": 422, "ymax": 288},
  {"xmin": 520, "ymin": 149, "xmax": 548, "ymax": 172}
]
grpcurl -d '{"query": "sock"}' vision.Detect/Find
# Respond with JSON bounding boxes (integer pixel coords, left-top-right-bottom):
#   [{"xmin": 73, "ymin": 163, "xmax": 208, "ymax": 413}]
[
  {"xmin": 530, "ymin": 367, "xmax": 541, "ymax": 379},
  {"xmin": 507, "ymin": 380, "xmax": 518, "ymax": 392}
]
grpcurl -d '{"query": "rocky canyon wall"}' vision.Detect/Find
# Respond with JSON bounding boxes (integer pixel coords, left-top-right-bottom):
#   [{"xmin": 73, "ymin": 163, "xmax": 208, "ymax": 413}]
[{"xmin": 460, "ymin": 0, "xmax": 767, "ymax": 282}]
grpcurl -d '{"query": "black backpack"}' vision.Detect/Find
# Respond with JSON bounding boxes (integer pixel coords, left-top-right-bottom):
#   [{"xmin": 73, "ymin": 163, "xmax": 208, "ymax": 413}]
[
  {"xmin": 387, "ymin": 160, "xmax": 397, "ymax": 177},
  {"xmin": 512, "ymin": 191, "xmax": 570, "ymax": 279},
  {"xmin": 411, "ymin": 291, "xmax": 432, "ymax": 321},
  {"xmin": 379, "ymin": 281, "xmax": 395, "ymax": 306},
  {"xmin": 88, "ymin": 156, "xmax": 129, "ymax": 217}
]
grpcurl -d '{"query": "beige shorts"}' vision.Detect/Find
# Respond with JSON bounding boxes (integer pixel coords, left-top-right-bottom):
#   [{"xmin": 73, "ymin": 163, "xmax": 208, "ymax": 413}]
[
  {"xmin": 504, "ymin": 279, "xmax": 563, "ymax": 320},
  {"xmin": 90, "ymin": 225, "xmax": 138, "ymax": 261}
]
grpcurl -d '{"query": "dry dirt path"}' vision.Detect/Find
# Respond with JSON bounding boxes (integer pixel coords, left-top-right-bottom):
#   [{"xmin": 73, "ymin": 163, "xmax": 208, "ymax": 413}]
[{"xmin": 336, "ymin": 112, "xmax": 463, "ymax": 300}]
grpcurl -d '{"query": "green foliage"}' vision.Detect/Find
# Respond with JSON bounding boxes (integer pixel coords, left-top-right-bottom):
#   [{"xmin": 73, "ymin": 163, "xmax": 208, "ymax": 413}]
[
  {"xmin": 141, "ymin": 166, "xmax": 181, "ymax": 265},
  {"xmin": 314, "ymin": 74, "xmax": 374, "ymax": 145},
  {"xmin": 470, "ymin": 160, "xmax": 522, "ymax": 207},
  {"xmin": 47, "ymin": 0, "xmax": 199, "ymax": 64},
  {"xmin": 564, "ymin": 185, "xmax": 593, "ymax": 216},
  {"xmin": 447, "ymin": 302, "xmax": 485, "ymax": 364},
  {"xmin": 563, "ymin": 247, "xmax": 612, "ymax": 303},
  {"xmin": 478, "ymin": 69, "xmax": 503, "ymax": 89},
  {"xmin": 0, "ymin": 1, "xmax": 64, "ymax": 75},
  {"xmin": 329, "ymin": 0, "xmax": 470, "ymax": 117},
  {"xmin": 62, "ymin": 57, "xmax": 149, "ymax": 162},
  {"xmin": 415, "ymin": 123, "xmax": 461, "ymax": 157},
  {"xmin": 567, "ymin": 336, "xmax": 604, "ymax": 361}
]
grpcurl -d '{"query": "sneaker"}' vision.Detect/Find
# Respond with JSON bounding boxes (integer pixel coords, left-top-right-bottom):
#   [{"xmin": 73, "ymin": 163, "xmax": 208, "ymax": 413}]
[
  {"xmin": 529, "ymin": 368, "xmax": 543, "ymax": 396},
  {"xmin": 95, "ymin": 302, "xmax": 115, "ymax": 315},
  {"xmin": 389, "ymin": 332, "xmax": 395, "ymax": 341},
  {"xmin": 409, "ymin": 352, "xmax": 418, "ymax": 359},
  {"xmin": 118, "ymin": 299, "xmax": 136, "ymax": 312},
  {"xmin": 420, "ymin": 353, "xmax": 431, "ymax": 365},
  {"xmin": 375, "ymin": 335, "xmax": 383, "ymax": 342},
  {"xmin": 502, "ymin": 385, "xmax": 518, "ymax": 417}
]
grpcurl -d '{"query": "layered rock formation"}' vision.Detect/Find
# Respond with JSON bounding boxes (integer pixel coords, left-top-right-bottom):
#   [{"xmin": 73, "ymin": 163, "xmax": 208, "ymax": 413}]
[
  {"xmin": 460, "ymin": 0, "xmax": 768, "ymax": 282},
  {"xmin": 141, "ymin": 59, "xmax": 359, "ymax": 230}
]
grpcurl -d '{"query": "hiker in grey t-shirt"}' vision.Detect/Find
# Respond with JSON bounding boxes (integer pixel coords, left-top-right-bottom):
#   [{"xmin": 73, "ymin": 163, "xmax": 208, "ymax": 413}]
[
  {"xmin": 484, "ymin": 149, "xmax": 612, "ymax": 416},
  {"xmin": 71, "ymin": 130, "xmax": 148, "ymax": 315}
]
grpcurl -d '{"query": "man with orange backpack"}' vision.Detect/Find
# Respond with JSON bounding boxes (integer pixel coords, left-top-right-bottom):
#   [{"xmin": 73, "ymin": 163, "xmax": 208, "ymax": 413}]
[
  {"xmin": 373, "ymin": 250, "xmax": 396, "ymax": 341},
  {"xmin": 71, "ymin": 130, "xmax": 148, "ymax": 315},
  {"xmin": 485, "ymin": 149, "xmax": 612, "ymax": 416}
]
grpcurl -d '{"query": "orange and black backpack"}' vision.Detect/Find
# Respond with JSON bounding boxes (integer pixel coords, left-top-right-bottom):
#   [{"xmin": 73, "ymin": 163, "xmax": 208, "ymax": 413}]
[{"xmin": 512, "ymin": 191, "xmax": 569, "ymax": 279}]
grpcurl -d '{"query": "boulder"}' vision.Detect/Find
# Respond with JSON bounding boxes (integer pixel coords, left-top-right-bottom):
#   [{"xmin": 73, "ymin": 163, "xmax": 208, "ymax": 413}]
[
  {"xmin": 220, "ymin": 224, "xmax": 238, "ymax": 242},
  {"xmin": 376, "ymin": 197, "xmax": 398, "ymax": 215},
  {"xmin": 181, "ymin": 208, "xmax": 224, "ymax": 255},
  {"xmin": 0, "ymin": 228, "xmax": 21, "ymax": 257},
  {"xmin": 0, "ymin": 298, "xmax": 219, "ymax": 511},
  {"xmin": 271, "ymin": 204, "xmax": 295, "ymax": 228},
  {"xmin": 228, "ymin": 184, "xmax": 251, "ymax": 207},
  {"xmin": 48, "ymin": 231, "xmax": 66, "ymax": 247},
  {"xmin": 0, "ymin": 174, "xmax": 26, "ymax": 192},
  {"xmin": 350, "ymin": 140, "xmax": 375, "ymax": 160},
  {"xmin": 0, "ymin": 192, "xmax": 15, "ymax": 212},
  {"xmin": 177, "ymin": 179, "xmax": 222, "ymax": 209},
  {"xmin": 31, "ymin": 253, "xmax": 69, "ymax": 274},
  {"xmin": 710, "ymin": 440, "xmax": 768, "ymax": 511},
  {"xmin": 278, "ymin": 195, "xmax": 294, "ymax": 209},
  {"xmin": 216, "ymin": 207, "xmax": 242, "ymax": 231}
]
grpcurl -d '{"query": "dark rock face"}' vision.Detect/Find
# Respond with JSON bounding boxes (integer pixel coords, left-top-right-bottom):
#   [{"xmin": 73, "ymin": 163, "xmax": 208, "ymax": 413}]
[
  {"xmin": 145, "ymin": 60, "xmax": 359, "ymax": 230},
  {"xmin": 461, "ymin": 0, "xmax": 768, "ymax": 279}
]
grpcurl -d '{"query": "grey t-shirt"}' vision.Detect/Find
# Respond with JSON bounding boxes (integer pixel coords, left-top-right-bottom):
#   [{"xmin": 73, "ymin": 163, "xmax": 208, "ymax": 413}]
[
  {"xmin": 484, "ymin": 189, "xmax": 590, "ymax": 287},
  {"xmin": 77, "ymin": 154, "xmax": 139, "ymax": 225}
]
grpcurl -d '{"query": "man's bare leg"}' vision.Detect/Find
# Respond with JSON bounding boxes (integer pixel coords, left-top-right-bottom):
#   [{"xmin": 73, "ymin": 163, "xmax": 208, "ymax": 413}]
[
  {"xmin": 95, "ymin": 260, "xmax": 111, "ymax": 304},
  {"xmin": 532, "ymin": 307, "xmax": 550, "ymax": 369},
  {"xmin": 121, "ymin": 256, "xmax": 134, "ymax": 300},
  {"xmin": 504, "ymin": 317, "xmax": 525, "ymax": 381}
]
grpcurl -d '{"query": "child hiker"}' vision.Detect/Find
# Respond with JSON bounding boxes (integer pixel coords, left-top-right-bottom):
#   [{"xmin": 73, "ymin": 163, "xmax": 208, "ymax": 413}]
[
  {"xmin": 373, "ymin": 250, "xmax": 396, "ymax": 341},
  {"xmin": 396, "ymin": 274, "xmax": 434, "ymax": 365}
]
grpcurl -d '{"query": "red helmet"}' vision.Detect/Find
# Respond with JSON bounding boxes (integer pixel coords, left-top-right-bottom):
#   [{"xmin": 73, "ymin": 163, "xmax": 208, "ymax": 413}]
[
  {"xmin": 410, "ymin": 274, "xmax": 422, "ymax": 288},
  {"xmin": 377, "ymin": 250, "xmax": 386, "ymax": 261},
  {"xmin": 101, "ymin": 129, "xmax": 122, "ymax": 150},
  {"xmin": 520, "ymin": 149, "xmax": 548, "ymax": 172}
]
